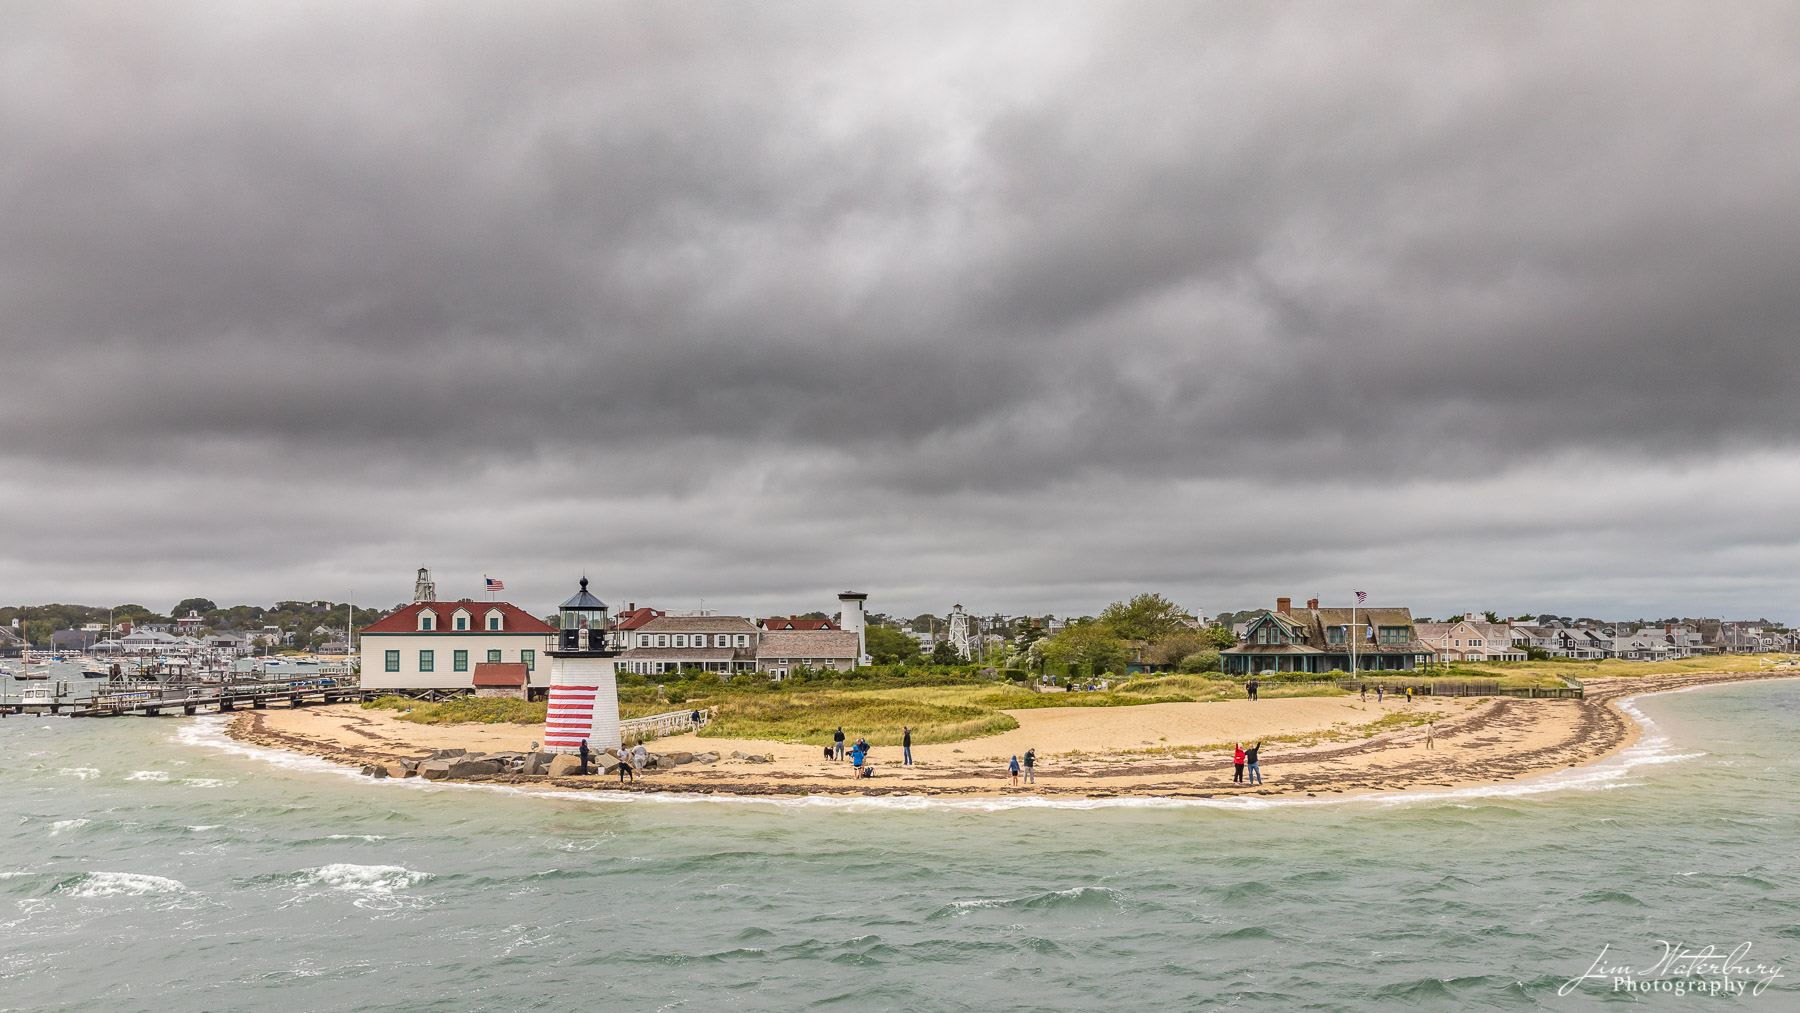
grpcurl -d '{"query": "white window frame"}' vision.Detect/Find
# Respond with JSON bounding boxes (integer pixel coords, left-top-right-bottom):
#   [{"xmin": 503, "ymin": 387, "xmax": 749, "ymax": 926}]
[
  {"xmin": 486, "ymin": 609, "xmax": 504, "ymax": 631},
  {"xmin": 735, "ymin": 634, "xmax": 749, "ymax": 648},
  {"xmin": 418, "ymin": 609, "xmax": 436, "ymax": 632},
  {"xmin": 638, "ymin": 634, "xmax": 651, "ymax": 647},
  {"xmin": 656, "ymin": 635, "xmax": 668, "ymax": 648}
]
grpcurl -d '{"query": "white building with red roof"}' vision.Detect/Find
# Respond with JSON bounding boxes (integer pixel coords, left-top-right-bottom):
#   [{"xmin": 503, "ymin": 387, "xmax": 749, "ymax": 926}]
[{"xmin": 359, "ymin": 599, "xmax": 556, "ymax": 693}]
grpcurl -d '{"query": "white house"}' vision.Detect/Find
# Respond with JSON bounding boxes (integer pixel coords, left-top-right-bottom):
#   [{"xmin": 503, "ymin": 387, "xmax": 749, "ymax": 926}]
[{"xmin": 359, "ymin": 601, "xmax": 556, "ymax": 693}]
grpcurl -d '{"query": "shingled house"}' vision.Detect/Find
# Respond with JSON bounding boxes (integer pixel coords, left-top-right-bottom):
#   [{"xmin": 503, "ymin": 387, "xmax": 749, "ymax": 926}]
[{"xmin": 1222, "ymin": 597, "xmax": 1435, "ymax": 675}]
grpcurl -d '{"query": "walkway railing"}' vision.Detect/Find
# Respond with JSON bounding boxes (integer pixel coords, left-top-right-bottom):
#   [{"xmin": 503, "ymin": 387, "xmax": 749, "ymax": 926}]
[{"xmin": 621, "ymin": 707, "xmax": 712, "ymax": 740}]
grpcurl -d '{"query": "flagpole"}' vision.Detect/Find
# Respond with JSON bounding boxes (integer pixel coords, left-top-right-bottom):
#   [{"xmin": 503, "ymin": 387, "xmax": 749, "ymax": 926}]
[{"xmin": 1351, "ymin": 599, "xmax": 1358, "ymax": 678}]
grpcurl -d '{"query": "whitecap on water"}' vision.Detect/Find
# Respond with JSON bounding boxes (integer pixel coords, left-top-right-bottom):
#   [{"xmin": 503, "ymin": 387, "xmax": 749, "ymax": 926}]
[
  {"xmin": 125, "ymin": 771, "xmax": 170, "ymax": 782},
  {"xmin": 179, "ymin": 778, "xmax": 232, "ymax": 788},
  {"xmin": 284, "ymin": 864, "xmax": 432, "ymax": 910},
  {"xmin": 54, "ymin": 871, "xmax": 186, "ymax": 898},
  {"xmin": 58, "ymin": 768, "xmax": 100, "ymax": 780},
  {"xmin": 325, "ymin": 834, "xmax": 388, "ymax": 842},
  {"xmin": 49, "ymin": 818, "xmax": 91, "ymax": 835}
]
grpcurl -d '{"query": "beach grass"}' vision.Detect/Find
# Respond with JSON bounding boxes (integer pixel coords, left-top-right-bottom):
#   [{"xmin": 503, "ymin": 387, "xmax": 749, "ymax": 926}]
[{"xmin": 362, "ymin": 695, "xmax": 547, "ymax": 725}]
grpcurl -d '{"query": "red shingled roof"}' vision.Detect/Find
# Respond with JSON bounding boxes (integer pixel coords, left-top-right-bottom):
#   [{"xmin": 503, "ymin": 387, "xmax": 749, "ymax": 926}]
[
  {"xmin": 361, "ymin": 601, "xmax": 555, "ymax": 635},
  {"xmin": 472, "ymin": 662, "xmax": 528, "ymax": 687},
  {"xmin": 613, "ymin": 607, "xmax": 665, "ymax": 630}
]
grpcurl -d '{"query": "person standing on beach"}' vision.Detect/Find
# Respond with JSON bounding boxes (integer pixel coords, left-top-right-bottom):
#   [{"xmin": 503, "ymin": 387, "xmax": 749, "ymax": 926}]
[
  {"xmin": 1245, "ymin": 741, "xmax": 1262, "ymax": 785},
  {"xmin": 1425, "ymin": 722, "xmax": 1434, "ymax": 749},
  {"xmin": 1376, "ymin": 684, "xmax": 1384, "ymax": 702},
  {"xmin": 1405, "ymin": 686, "xmax": 1413, "ymax": 703},
  {"xmin": 618, "ymin": 747, "xmax": 635, "ymax": 783},
  {"xmin": 1232, "ymin": 742, "xmax": 1245, "ymax": 783},
  {"xmin": 1022, "ymin": 748, "xmax": 1036, "ymax": 784},
  {"xmin": 578, "ymin": 739, "xmax": 591, "ymax": 776},
  {"xmin": 902, "ymin": 726, "xmax": 913, "ymax": 766},
  {"xmin": 632, "ymin": 741, "xmax": 649, "ymax": 773},
  {"xmin": 833, "ymin": 726, "xmax": 845, "ymax": 761},
  {"xmin": 1360, "ymin": 684, "xmax": 1367, "ymax": 701},
  {"xmin": 1009, "ymin": 755, "xmax": 1021, "ymax": 786},
  {"xmin": 1247, "ymin": 676, "xmax": 1259, "ymax": 701}
]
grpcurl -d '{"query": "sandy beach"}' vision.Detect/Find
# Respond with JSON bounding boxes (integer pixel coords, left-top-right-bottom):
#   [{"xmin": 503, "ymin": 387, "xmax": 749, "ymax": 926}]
[{"xmin": 227, "ymin": 669, "xmax": 1792, "ymax": 799}]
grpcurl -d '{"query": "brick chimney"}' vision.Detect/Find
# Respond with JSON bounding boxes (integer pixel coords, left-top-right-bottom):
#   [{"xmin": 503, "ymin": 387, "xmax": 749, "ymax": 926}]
[
  {"xmin": 1276, "ymin": 597, "xmax": 1291, "ymax": 616},
  {"xmin": 1306, "ymin": 598, "xmax": 1319, "ymax": 610}
]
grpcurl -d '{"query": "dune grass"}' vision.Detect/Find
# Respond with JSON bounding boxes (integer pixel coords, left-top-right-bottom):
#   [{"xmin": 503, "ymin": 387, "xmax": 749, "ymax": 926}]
[{"xmin": 362, "ymin": 695, "xmax": 547, "ymax": 725}]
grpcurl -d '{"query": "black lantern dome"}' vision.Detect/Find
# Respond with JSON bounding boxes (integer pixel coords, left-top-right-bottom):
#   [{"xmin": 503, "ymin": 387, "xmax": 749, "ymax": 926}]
[{"xmin": 557, "ymin": 577, "xmax": 611, "ymax": 651}]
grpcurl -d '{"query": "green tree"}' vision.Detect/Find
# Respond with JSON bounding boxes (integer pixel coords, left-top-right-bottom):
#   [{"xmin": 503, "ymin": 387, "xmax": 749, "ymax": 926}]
[
  {"xmin": 174, "ymin": 597, "xmax": 217, "ymax": 615},
  {"xmin": 22, "ymin": 619, "xmax": 54, "ymax": 647},
  {"xmin": 1042, "ymin": 623, "xmax": 1126, "ymax": 676},
  {"xmin": 1483, "ymin": 610, "xmax": 1502, "ymax": 624},
  {"xmin": 864, "ymin": 624, "xmax": 922, "ymax": 665},
  {"xmin": 1147, "ymin": 630, "xmax": 1209, "ymax": 666},
  {"xmin": 929, "ymin": 639, "xmax": 961, "ymax": 666},
  {"xmin": 1099, "ymin": 593, "xmax": 1188, "ymax": 643},
  {"xmin": 1200, "ymin": 624, "xmax": 1238, "ymax": 649}
]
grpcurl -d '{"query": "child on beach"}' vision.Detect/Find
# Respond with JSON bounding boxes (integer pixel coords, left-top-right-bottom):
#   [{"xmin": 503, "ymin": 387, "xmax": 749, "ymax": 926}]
[{"xmin": 1009, "ymin": 755, "xmax": 1021, "ymax": 786}]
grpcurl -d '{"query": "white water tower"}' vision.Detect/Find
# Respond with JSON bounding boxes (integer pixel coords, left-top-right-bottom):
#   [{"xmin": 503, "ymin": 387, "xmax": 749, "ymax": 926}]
[{"xmin": 838, "ymin": 591, "xmax": 869, "ymax": 665}]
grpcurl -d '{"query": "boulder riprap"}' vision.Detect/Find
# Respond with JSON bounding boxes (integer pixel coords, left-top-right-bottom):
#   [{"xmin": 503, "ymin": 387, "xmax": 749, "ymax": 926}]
[
  {"xmin": 546, "ymin": 754, "xmax": 585, "ymax": 777},
  {"xmin": 427, "ymin": 748, "xmax": 468, "ymax": 760},
  {"xmin": 729, "ymin": 750, "xmax": 774, "ymax": 763},
  {"xmin": 446, "ymin": 756, "xmax": 505, "ymax": 778},
  {"xmin": 419, "ymin": 759, "xmax": 453, "ymax": 781}
]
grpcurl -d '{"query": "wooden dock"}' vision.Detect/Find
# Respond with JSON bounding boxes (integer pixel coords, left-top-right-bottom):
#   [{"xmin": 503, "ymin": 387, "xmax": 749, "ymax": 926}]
[{"xmin": 2, "ymin": 678, "xmax": 376, "ymax": 717}]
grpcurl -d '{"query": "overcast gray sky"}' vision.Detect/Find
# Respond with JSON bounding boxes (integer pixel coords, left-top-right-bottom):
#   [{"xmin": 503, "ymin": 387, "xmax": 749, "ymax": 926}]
[{"xmin": 3, "ymin": 1, "xmax": 1798, "ymax": 622}]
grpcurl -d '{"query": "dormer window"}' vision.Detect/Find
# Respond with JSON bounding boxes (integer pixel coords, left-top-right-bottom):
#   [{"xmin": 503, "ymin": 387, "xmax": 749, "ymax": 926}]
[
  {"xmin": 453, "ymin": 609, "xmax": 470, "ymax": 631},
  {"xmin": 485, "ymin": 609, "xmax": 503, "ymax": 631},
  {"xmin": 418, "ymin": 609, "xmax": 436, "ymax": 632}
]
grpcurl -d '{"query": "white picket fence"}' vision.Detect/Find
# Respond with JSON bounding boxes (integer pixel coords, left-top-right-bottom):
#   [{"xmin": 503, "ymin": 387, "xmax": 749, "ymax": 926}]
[{"xmin": 621, "ymin": 707, "xmax": 711, "ymax": 740}]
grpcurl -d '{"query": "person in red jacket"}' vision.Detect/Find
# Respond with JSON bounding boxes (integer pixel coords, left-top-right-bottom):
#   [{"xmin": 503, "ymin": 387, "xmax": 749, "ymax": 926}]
[{"xmin": 1232, "ymin": 742, "xmax": 1246, "ymax": 783}]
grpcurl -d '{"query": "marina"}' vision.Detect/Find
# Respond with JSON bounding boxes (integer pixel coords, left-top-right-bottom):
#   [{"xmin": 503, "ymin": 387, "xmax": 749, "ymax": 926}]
[{"xmin": 1, "ymin": 657, "xmax": 365, "ymax": 717}]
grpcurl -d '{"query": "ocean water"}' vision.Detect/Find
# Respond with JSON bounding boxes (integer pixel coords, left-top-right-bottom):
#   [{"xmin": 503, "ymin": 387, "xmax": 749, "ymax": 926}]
[{"xmin": 2, "ymin": 681, "xmax": 1796, "ymax": 1011}]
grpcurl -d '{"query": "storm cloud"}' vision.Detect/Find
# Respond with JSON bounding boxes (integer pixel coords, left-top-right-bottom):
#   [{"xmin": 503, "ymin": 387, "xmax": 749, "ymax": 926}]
[{"xmin": 4, "ymin": 1, "xmax": 1799, "ymax": 620}]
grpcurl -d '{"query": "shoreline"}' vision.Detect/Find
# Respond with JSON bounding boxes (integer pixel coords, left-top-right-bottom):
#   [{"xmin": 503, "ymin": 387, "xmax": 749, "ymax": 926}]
[{"xmin": 221, "ymin": 670, "xmax": 1794, "ymax": 802}]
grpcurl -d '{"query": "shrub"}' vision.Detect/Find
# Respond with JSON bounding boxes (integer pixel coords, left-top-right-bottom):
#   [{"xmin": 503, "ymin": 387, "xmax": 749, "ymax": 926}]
[{"xmin": 1177, "ymin": 650, "xmax": 1222, "ymax": 674}]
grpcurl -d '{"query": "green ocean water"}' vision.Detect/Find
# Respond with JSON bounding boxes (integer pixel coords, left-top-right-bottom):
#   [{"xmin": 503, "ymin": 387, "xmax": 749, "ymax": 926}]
[{"xmin": 2, "ymin": 680, "xmax": 1796, "ymax": 1011}]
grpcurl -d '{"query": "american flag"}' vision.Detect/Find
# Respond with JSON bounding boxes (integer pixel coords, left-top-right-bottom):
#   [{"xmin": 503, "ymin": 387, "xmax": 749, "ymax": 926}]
[
  {"xmin": 486, "ymin": 577, "xmax": 505, "ymax": 591},
  {"xmin": 1354, "ymin": 590, "xmax": 1367, "ymax": 604}
]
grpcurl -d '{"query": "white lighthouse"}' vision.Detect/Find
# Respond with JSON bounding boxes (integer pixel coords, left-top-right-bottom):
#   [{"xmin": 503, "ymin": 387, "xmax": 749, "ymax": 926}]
[
  {"xmin": 542, "ymin": 577, "xmax": 622, "ymax": 755},
  {"xmin": 837, "ymin": 591, "xmax": 869, "ymax": 665}
]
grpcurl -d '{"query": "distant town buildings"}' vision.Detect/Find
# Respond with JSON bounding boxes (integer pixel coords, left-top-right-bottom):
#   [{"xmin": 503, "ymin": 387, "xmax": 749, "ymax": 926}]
[{"xmin": 1416, "ymin": 615, "xmax": 1527, "ymax": 663}]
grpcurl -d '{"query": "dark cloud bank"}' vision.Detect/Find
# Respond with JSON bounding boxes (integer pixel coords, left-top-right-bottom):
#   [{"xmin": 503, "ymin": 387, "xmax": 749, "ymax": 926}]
[{"xmin": 3, "ymin": 2, "xmax": 1799, "ymax": 621}]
